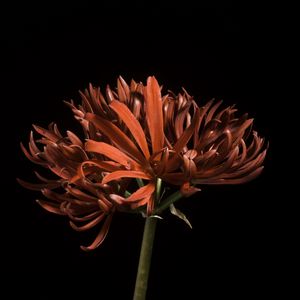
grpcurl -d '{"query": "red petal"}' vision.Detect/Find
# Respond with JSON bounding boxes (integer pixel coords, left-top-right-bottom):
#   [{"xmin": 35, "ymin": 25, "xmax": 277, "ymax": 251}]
[
  {"xmin": 32, "ymin": 124, "xmax": 59, "ymax": 142},
  {"xmin": 85, "ymin": 140, "xmax": 140, "ymax": 169},
  {"xmin": 130, "ymin": 195, "xmax": 151, "ymax": 209},
  {"xmin": 67, "ymin": 131, "xmax": 83, "ymax": 147},
  {"xmin": 80, "ymin": 214, "xmax": 113, "ymax": 251},
  {"xmin": 180, "ymin": 182, "xmax": 201, "ymax": 197},
  {"xmin": 70, "ymin": 213, "xmax": 105, "ymax": 232},
  {"xmin": 17, "ymin": 178, "xmax": 61, "ymax": 191},
  {"xmin": 85, "ymin": 113, "xmax": 146, "ymax": 163},
  {"xmin": 36, "ymin": 199, "xmax": 66, "ymax": 215},
  {"xmin": 117, "ymin": 76, "xmax": 130, "ymax": 103},
  {"xmin": 110, "ymin": 100, "xmax": 150, "ymax": 159},
  {"xmin": 20, "ymin": 142, "xmax": 46, "ymax": 165},
  {"xmin": 65, "ymin": 185, "xmax": 98, "ymax": 202},
  {"xmin": 144, "ymin": 76, "xmax": 164, "ymax": 153},
  {"xmin": 42, "ymin": 189, "xmax": 72, "ymax": 203},
  {"xmin": 66, "ymin": 211, "xmax": 101, "ymax": 222},
  {"xmin": 102, "ymin": 170, "xmax": 151, "ymax": 184},
  {"xmin": 126, "ymin": 182, "xmax": 155, "ymax": 202}
]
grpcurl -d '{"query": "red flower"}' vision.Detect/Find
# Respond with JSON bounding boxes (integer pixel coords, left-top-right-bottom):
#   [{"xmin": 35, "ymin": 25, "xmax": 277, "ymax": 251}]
[{"xmin": 18, "ymin": 76, "xmax": 267, "ymax": 251}]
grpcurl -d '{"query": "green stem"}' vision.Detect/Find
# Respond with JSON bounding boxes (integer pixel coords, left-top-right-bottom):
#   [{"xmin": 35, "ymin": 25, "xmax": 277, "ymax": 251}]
[
  {"xmin": 133, "ymin": 183, "xmax": 183, "ymax": 299},
  {"xmin": 133, "ymin": 217, "xmax": 157, "ymax": 300},
  {"xmin": 156, "ymin": 178, "xmax": 162, "ymax": 203},
  {"xmin": 154, "ymin": 190, "xmax": 183, "ymax": 214},
  {"xmin": 133, "ymin": 178, "xmax": 162, "ymax": 300},
  {"xmin": 136, "ymin": 178, "xmax": 144, "ymax": 187}
]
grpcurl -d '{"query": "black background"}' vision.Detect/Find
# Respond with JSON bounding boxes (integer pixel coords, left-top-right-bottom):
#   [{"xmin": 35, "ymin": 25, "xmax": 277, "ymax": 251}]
[{"xmin": 7, "ymin": 1, "xmax": 284, "ymax": 299}]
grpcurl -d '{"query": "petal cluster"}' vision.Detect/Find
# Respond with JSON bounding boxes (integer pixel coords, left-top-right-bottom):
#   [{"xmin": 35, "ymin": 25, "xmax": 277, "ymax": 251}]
[{"xmin": 18, "ymin": 76, "xmax": 267, "ymax": 250}]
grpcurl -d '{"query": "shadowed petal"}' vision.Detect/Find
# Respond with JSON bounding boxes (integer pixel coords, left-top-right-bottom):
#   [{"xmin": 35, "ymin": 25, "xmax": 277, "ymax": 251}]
[
  {"xmin": 180, "ymin": 182, "xmax": 201, "ymax": 197},
  {"xmin": 85, "ymin": 113, "xmax": 146, "ymax": 163},
  {"xmin": 66, "ymin": 211, "xmax": 101, "ymax": 222},
  {"xmin": 205, "ymin": 100, "xmax": 223, "ymax": 124},
  {"xmin": 17, "ymin": 178, "xmax": 61, "ymax": 190},
  {"xmin": 80, "ymin": 214, "xmax": 113, "ymax": 251},
  {"xmin": 126, "ymin": 183, "xmax": 155, "ymax": 202},
  {"xmin": 167, "ymin": 109, "xmax": 200, "ymax": 172},
  {"xmin": 20, "ymin": 142, "xmax": 47, "ymax": 165},
  {"xmin": 85, "ymin": 140, "xmax": 140, "ymax": 169},
  {"xmin": 193, "ymin": 166, "xmax": 264, "ymax": 185},
  {"xmin": 130, "ymin": 195, "xmax": 151, "ymax": 210},
  {"xmin": 110, "ymin": 100, "xmax": 150, "ymax": 159},
  {"xmin": 42, "ymin": 188, "xmax": 72, "ymax": 203},
  {"xmin": 32, "ymin": 124, "xmax": 59, "ymax": 142},
  {"xmin": 102, "ymin": 170, "xmax": 151, "ymax": 184},
  {"xmin": 70, "ymin": 213, "xmax": 106, "ymax": 232},
  {"xmin": 117, "ymin": 76, "xmax": 130, "ymax": 103},
  {"xmin": 65, "ymin": 185, "xmax": 98, "ymax": 202},
  {"xmin": 67, "ymin": 131, "xmax": 83, "ymax": 147},
  {"xmin": 36, "ymin": 199, "xmax": 66, "ymax": 215}
]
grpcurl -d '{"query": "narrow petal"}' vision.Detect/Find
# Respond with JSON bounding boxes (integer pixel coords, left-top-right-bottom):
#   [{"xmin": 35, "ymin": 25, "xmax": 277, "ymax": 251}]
[
  {"xmin": 70, "ymin": 213, "xmax": 105, "ymax": 232},
  {"xmin": 85, "ymin": 113, "xmax": 146, "ymax": 163},
  {"xmin": 80, "ymin": 214, "xmax": 113, "ymax": 251},
  {"xmin": 130, "ymin": 195, "xmax": 151, "ymax": 209},
  {"xmin": 173, "ymin": 108, "xmax": 200, "ymax": 153},
  {"xmin": 102, "ymin": 170, "xmax": 151, "ymax": 184},
  {"xmin": 98, "ymin": 197, "xmax": 113, "ymax": 212},
  {"xmin": 110, "ymin": 100, "xmax": 150, "ymax": 159},
  {"xmin": 34, "ymin": 171, "xmax": 56, "ymax": 183},
  {"xmin": 20, "ymin": 142, "xmax": 46, "ymax": 165},
  {"xmin": 117, "ymin": 76, "xmax": 130, "ymax": 103},
  {"xmin": 67, "ymin": 131, "xmax": 83, "ymax": 147},
  {"xmin": 109, "ymin": 194, "xmax": 125, "ymax": 205},
  {"xmin": 42, "ymin": 188, "xmax": 72, "ymax": 203},
  {"xmin": 36, "ymin": 199, "xmax": 65, "ymax": 215},
  {"xmin": 205, "ymin": 100, "xmax": 223, "ymax": 124},
  {"xmin": 65, "ymin": 185, "xmax": 98, "ymax": 202},
  {"xmin": 144, "ymin": 76, "xmax": 164, "ymax": 153},
  {"xmin": 66, "ymin": 210, "xmax": 101, "ymax": 222},
  {"xmin": 85, "ymin": 140, "xmax": 140, "ymax": 169},
  {"xmin": 180, "ymin": 182, "xmax": 201, "ymax": 197},
  {"xmin": 193, "ymin": 100, "xmax": 215, "ymax": 147},
  {"xmin": 126, "ymin": 183, "xmax": 155, "ymax": 202},
  {"xmin": 29, "ymin": 131, "xmax": 40, "ymax": 154},
  {"xmin": 167, "ymin": 109, "xmax": 200, "ymax": 172},
  {"xmin": 32, "ymin": 124, "xmax": 59, "ymax": 142},
  {"xmin": 193, "ymin": 166, "xmax": 264, "ymax": 185},
  {"xmin": 17, "ymin": 178, "xmax": 61, "ymax": 190}
]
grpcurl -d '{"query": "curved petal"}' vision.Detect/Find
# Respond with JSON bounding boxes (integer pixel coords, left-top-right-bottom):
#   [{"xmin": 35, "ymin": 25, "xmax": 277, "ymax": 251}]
[
  {"xmin": 70, "ymin": 213, "xmax": 105, "ymax": 232},
  {"xmin": 85, "ymin": 140, "xmax": 140, "ymax": 169},
  {"xmin": 110, "ymin": 100, "xmax": 150, "ymax": 159},
  {"xmin": 102, "ymin": 170, "xmax": 151, "ymax": 184},
  {"xmin": 17, "ymin": 178, "xmax": 61, "ymax": 191},
  {"xmin": 126, "ymin": 182, "xmax": 155, "ymax": 202},
  {"xmin": 85, "ymin": 113, "xmax": 146, "ymax": 163},
  {"xmin": 80, "ymin": 214, "xmax": 113, "ymax": 251},
  {"xmin": 36, "ymin": 199, "xmax": 66, "ymax": 215},
  {"xmin": 32, "ymin": 124, "xmax": 59, "ymax": 142}
]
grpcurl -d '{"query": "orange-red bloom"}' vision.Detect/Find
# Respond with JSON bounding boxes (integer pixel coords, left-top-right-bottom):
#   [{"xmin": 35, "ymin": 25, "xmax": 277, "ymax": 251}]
[
  {"xmin": 18, "ymin": 76, "xmax": 267, "ymax": 250},
  {"xmin": 18, "ymin": 124, "xmax": 117, "ymax": 251}
]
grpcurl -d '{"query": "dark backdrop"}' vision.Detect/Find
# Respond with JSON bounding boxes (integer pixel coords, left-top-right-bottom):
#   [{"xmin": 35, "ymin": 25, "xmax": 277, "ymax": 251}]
[{"xmin": 7, "ymin": 2, "xmax": 282, "ymax": 299}]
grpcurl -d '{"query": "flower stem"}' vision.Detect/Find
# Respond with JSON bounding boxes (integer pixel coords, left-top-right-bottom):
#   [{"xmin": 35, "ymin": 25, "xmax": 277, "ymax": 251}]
[
  {"xmin": 133, "ymin": 217, "xmax": 157, "ymax": 300},
  {"xmin": 156, "ymin": 178, "xmax": 162, "ymax": 202},
  {"xmin": 154, "ymin": 190, "xmax": 183, "ymax": 214},
  {"xmin": 133, "ymin": 184, "xmax": 183, "ymax": 299}
]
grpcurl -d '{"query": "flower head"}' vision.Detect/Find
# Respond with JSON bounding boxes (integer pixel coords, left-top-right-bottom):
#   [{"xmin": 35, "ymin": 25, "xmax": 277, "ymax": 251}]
[{"xmin": 18, "ymin": 76, "xmax": 267, "ymax": 250}]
